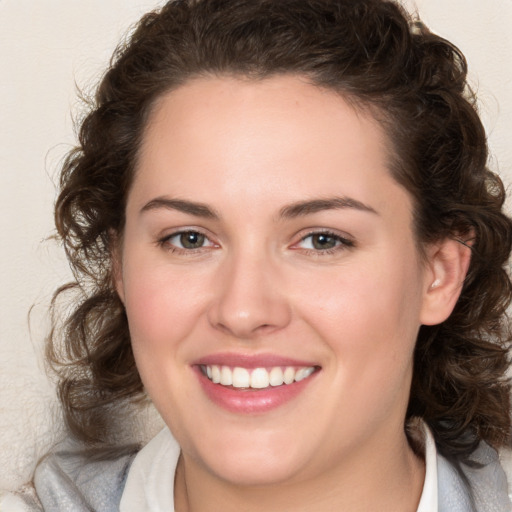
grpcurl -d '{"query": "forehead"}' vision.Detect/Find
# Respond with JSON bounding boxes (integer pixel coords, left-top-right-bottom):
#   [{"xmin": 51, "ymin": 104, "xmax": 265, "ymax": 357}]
[
  {"xmin": 131, "ymin": 75, "xmax": 411, "ymax": 219},
  {"xmin": 141, "ymin": 75, "xmax": 384, "ymax": 158}
]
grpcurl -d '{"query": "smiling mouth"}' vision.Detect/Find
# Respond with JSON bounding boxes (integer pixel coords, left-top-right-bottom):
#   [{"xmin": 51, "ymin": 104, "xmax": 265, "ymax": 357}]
[{"xmin": 200, "ymin": 365, "xmax": 318, "ymax": 390}]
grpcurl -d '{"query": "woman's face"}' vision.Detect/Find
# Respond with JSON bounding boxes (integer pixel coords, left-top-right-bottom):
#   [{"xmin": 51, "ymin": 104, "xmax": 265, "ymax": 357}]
[{"xmin": 117, "ymin": 76, "xmax": 435, "ymax": 486}]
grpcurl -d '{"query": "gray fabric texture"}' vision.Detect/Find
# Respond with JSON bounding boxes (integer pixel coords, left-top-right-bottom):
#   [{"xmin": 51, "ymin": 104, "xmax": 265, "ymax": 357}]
[
  {"xmin": 28, "ymin": 451, "xmax": 134, "ymax": 512},
  {"xmin": 438, "ymin": 443, "xmax": 512, "ymax": 512}
]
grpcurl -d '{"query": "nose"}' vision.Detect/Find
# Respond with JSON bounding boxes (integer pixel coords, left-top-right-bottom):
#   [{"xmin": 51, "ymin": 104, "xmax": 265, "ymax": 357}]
[{"xmin": 207, "ymin": 249, "xmax": 292, "ymax": 339}]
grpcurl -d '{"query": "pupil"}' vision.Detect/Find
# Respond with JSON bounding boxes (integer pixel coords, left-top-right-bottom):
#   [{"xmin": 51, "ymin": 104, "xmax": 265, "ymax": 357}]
[
  {"xmin": 181, "ymin": 232, "xmax": 204, "ymax": 249},
  {"xmin": 313, "ymin": 234, "xmax": 336, "ymax": 250}
]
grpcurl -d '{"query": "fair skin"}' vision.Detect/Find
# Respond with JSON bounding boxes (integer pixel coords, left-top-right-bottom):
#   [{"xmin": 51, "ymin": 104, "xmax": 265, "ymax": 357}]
[{"xmin": 115, "ymin": 75, "xmax": 470, "ymax": 511}]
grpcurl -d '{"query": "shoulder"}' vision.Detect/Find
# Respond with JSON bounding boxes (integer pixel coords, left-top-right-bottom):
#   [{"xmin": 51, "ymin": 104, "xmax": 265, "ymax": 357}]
[
  {"xmin": 438, "ymin": 443, "xmax": 512, "ymax": 512},
  {"xmin": 32, "ymin": 448, "xmax": 137, "ymax": 512}
]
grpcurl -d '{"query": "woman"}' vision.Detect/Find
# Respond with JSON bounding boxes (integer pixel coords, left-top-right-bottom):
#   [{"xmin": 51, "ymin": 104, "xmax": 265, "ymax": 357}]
[{"xmin": 5, "ymin": 0, "xmax": 512, "ymax": 510}]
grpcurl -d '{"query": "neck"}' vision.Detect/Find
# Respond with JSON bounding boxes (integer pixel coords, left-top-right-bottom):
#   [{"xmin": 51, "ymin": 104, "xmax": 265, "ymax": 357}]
[{"xmin": 174, "ymin": 428, "xmax": 425, "ymax": 512}]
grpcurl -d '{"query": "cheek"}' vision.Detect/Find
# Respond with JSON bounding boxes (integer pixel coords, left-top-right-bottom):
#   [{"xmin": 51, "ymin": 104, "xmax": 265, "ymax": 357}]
[
  {"xmin": 294, "ymin": 252, "xmax": 424, "ymax": 365},
  {"xmin": 121, "ymin": 257, "xmax": 211, "ymax": 352}
]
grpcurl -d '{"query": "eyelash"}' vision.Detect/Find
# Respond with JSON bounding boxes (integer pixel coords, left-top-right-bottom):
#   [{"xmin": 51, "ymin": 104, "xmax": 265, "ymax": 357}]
[{"xmin": 157, "ymin": 229, "xmax": 355, "ymax": 256}]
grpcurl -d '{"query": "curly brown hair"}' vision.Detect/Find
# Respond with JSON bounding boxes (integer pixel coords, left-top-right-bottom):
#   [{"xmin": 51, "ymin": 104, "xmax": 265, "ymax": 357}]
[{"xmin": 48, "ymin": 0, "xmax": 512, "ymax": 462}]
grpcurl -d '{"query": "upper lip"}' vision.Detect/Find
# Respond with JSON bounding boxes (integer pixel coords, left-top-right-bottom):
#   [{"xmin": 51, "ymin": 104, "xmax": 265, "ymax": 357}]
[{"xmin": 193, "ymin": 352, "xmax": 319, "ymax": 369}]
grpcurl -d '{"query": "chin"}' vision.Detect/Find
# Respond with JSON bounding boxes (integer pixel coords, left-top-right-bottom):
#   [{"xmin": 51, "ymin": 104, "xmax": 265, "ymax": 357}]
[
  {"xmin": 208, "ymin": 453, "xmax": 306, "ymax": 487},
  {"xmin": 189, "ymin": 429, "xmax": 312, "ymax": 487}
]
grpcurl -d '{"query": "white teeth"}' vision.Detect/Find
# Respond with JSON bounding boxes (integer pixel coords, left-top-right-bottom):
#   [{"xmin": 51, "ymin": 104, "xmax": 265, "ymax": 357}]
[
  {"xmin": 220, "ymin": 366, "xmax": 232, "ymax": 386},
  {"xmin": 283, "ymin": 367, "xmax": 295, "ymax": 385},
  {"xmin": 295, "ymin": 367, "xmax": 315, "ymax": 382},
  {"xmin": 203, "ymin": 364, "xmax": 316, "ymax": 389},
  {"xmin": 250, "ymin": 368, "xmax": 269, "ymax": 389},
  {"xmin": 211, "ymin": 365, "xmax": 221, "ymax": 384},
  {"xmin": 232, "ymin": 367, "xmax": 250, "ymax": 388},
  {"xmin": 269, "ymin": 367, "xmax": 284, "ymax": 386}
]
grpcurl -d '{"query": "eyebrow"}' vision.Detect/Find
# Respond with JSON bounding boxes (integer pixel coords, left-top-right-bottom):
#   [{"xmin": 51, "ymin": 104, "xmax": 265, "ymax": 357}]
[
  {"xmin": 279, "ymin": 196, "xmax": 378, "ymax": 218},
  {"xmin": 140, "ymin": 195, "xmax": 378, "ymax": 220},
  {"xmin": 140, "ymin": 197, "xmax": 220, "ymax": 219}
]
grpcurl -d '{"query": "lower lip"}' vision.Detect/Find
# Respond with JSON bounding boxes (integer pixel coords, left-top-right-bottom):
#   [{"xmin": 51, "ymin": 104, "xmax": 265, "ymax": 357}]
[{"xmin": 195, "ymin": 367, "xmax": 319, "ymax": 414}]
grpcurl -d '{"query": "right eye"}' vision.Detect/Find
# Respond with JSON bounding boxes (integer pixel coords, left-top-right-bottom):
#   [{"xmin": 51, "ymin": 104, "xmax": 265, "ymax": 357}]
[{"xmin": 159, "ymin": 230, "xmax": 216, "ymax": 251}]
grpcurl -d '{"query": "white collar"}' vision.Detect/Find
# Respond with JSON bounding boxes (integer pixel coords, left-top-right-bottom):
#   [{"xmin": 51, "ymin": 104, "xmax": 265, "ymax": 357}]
[
  {"xmin": 417, "ymin": 423, "xmax": 439, "ymax": 512},
  {"xmin": 120, "ymin": 428, "xmax": 178, "ymax": 512},
  {"xmin": 120, "ymin": 424, "xmax": 438, "ymax": 512}
]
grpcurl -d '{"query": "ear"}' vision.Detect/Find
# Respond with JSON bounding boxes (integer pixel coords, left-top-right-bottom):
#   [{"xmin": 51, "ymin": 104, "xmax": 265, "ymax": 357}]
[
  {"xmin": 110, "ymin": 230, "xmax": 126, "ymax": 304},
  {"xmin": 420, "ymin": 236, "xmax": 472, "ymax": 326}
]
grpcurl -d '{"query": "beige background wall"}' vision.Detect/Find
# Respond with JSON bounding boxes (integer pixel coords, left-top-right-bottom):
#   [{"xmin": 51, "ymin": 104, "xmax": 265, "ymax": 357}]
[{"xmin": 1, "ymin": 0, "xmax": 511, "ymax": 490}]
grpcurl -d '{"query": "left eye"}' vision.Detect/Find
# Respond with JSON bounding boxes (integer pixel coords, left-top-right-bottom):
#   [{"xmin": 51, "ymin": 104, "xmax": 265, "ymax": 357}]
[
  {"xmin": 297, "ymin": 232, "xmax": 351, "ymax": 251},
  {"xmin": 164, "ymin": 231, "xmax": 214, "ymax": 250}
]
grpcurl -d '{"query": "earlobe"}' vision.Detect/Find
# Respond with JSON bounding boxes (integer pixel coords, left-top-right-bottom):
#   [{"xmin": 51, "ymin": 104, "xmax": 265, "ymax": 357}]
[{"xmin": 420, "ymin": 236, "xmax": 472, "ymax": 326}]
